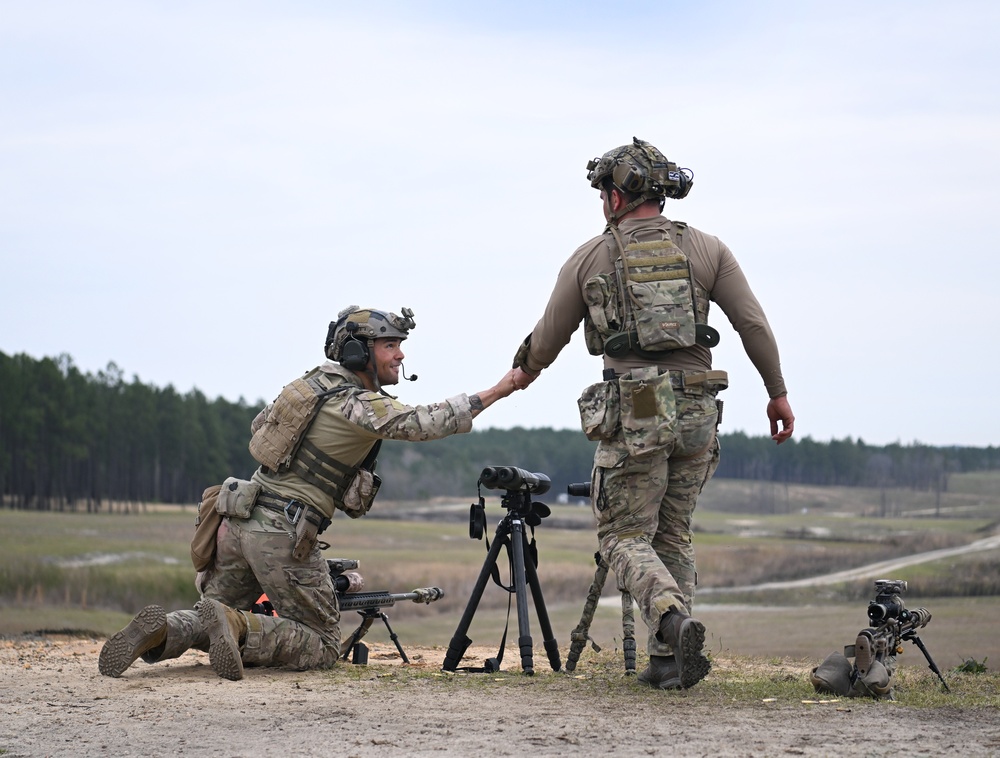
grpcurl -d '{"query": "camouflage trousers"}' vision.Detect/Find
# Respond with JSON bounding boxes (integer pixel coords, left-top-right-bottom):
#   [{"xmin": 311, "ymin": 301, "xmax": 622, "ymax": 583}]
[
  {"xmin": 147, "ymin": 506, "xmax": 342, "ymax": 670},
  {"xmin": 590, "ymin": 385, "xmax": 720, "ymax": 658}
]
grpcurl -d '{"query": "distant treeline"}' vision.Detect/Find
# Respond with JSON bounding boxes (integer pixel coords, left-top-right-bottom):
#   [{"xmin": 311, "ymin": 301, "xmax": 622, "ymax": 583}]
[{"xmin": 2, "ymin": 352, "xmax": 998, "ymax": 510}]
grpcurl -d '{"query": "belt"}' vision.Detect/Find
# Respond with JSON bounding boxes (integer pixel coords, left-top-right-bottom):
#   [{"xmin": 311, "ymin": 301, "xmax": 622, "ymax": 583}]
[
  {"xmin": 603, "ymin": 367, "xmax": 728, "ymax": 391},
  {"xmin": 256, "ymin": 491, "xmax": 331, "ymax": 533}
]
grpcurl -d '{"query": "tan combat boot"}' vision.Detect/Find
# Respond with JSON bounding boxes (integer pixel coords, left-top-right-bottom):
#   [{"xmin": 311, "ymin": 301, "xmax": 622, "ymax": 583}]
[
  {"xmin": 196, "ymin": 598, "xmax": 248, "ymax": 681},
  {"xmin": 99, "ymin": 605, "xmax": 167, "ymax": 677},
  {"xmin": 657, "ymin": 609, "xmax": 711, "ymax": 689},
  {"xmin": 637, "ymin": 655, "xmax": 681, "ymax": 690}
]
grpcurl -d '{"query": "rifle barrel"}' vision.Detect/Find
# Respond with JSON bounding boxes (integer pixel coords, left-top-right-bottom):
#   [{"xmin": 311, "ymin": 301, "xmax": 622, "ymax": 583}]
[{"xmin": 338, "ymin": 587, "xmax": 444, "ymax": 612}]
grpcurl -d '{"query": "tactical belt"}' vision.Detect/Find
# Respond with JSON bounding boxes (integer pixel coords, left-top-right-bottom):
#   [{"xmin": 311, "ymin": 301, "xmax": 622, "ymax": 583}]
[
  {"xmin": 256, "ymin": 491, "xmax": 332, "ymax": 534},
  {"xmin": 604, "ymin": 367, "xmax": 729, "ymax": 392}
]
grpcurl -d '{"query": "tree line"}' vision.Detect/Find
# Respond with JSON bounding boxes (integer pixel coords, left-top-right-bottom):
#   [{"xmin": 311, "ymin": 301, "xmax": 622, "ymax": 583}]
[{"xmin": 1, "ymin": 351, "xmax": 997, "ymax": 510}]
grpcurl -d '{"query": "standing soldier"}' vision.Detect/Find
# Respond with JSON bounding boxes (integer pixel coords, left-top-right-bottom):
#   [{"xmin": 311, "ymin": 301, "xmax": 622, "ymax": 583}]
[
  {"xmin": 511, "ymin": 138, "xmax": 795, "ymax": 689},
  {"xmin": 100, "ymin": 306, "xmax": 521, "ymax": 680}
]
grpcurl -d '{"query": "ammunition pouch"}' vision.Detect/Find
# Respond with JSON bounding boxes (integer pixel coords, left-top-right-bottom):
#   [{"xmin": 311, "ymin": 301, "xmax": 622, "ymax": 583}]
[
  {"xmin": 215, "ymin": 477, "xmax": 262, "ymax": 519},
  {"xmin": 340, "ymin": 468, "xmax": 382, "ymax": 519}
]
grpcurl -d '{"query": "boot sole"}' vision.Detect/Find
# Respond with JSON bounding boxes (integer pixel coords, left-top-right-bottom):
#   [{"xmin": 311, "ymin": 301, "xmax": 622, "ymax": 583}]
[
  {"xmin": 98, "ymin": 605, "xmax": 167, "ymax": 677},
  {"xmin": 196, "ymin": 599, "xmax": 244, "ymax": 681},
  {"xmin": 675, "ymin": 618, "xmax": 711, "ymax": 689}
]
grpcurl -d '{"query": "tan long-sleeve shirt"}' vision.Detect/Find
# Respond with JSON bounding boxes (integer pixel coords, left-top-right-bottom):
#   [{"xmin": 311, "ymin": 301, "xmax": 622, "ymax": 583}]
[{"xmin": 522, "ymin": 215, "xmax": 788, "ymax": 398}]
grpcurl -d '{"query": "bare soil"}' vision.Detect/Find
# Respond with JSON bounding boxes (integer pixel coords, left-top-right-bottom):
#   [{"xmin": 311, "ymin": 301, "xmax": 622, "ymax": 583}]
[{"xmin": 3, "ymin": 635, "xmax": 999, "ymax": 757}]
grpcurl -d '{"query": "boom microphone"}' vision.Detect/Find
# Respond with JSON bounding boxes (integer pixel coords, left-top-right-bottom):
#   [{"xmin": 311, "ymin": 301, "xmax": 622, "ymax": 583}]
[{"xmin": 401, "ymin": 364, "xmax": 418, "ymax": 381}]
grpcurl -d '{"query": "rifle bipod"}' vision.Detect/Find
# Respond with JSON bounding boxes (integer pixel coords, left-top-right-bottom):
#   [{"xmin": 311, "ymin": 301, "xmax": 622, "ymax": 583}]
[
  {"xmin": 565, "ymin": 552, "xmax": 637, "ymax": 674},
  {"xmin": 340, "ymin": 608, "xmax": 411, "ymax": 665},
  {"xmin": 441, "ymin": 485, "xmax": 561, "ymax": 675}
]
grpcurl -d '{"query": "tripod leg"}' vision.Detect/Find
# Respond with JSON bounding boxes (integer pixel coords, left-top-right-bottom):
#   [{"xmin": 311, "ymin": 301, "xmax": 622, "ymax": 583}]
[
  {"xmin": 509, "ymin": 519, "xmax": 535, "ymax": 675},
  {"xmin": 566, "ymin": 555, "xmax": 608, "ymax": 673},
  {"xmin": 442, "ymin": 525, "xmax": 510, "ymax": 672},
  {"xmin": 521, "ymin": 529, "xmax": 561, "ymax": 672}
]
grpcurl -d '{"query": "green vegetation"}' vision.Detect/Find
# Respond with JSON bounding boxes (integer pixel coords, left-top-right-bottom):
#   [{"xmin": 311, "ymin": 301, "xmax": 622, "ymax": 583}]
[
  {"xmin": 3, "ymin": 350, "xmax": 1000, "ymax": 510},
  {"xmin": 2, "ymin": 476, "xmax": 998, "ymax": 677}
]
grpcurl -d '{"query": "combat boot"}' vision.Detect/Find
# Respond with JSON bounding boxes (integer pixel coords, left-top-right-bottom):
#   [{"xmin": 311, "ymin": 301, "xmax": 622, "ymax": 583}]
[
  {"xmin": 637, "ymin": 655, "xmax": 681, "ymax": 690},
  {"xmin": 196, "ymin": 598, "xmax": 248, "ymax": 681},
  {"xmin": 657, "ymin": 609, "xmax": 711, "ymax": 689},
  {"xmin": 99, "ymin": 605, "xmax": 167, "ymax": 677}
]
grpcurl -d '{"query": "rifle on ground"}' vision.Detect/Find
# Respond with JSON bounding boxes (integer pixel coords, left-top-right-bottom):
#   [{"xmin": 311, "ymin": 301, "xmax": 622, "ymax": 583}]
[
  {"xmin": 847, "ymin": 579, "xmax": 949, "ymax": 696},
  {"xmin": 813, "ymin": 579, "xmax": 949, "ymax": 699},
  {"xmin": 338, "ymin": 586, "xmax": 444, "ymax": 663},
  {"xmin": 252, "ymin": 558, "xmax": 443, "ymax": 664}
]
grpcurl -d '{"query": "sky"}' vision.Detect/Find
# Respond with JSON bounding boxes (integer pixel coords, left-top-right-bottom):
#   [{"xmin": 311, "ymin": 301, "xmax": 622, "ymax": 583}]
[{"xmin": 2, "ymin": 0, "xmax": 998, "ymax": 448}]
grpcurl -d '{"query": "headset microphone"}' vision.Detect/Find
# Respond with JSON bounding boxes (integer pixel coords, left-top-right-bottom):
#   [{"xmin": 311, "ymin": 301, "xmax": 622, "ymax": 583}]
[{"xmin": 401, "ymin": 364, "xmax": 418, "ymax": 382}]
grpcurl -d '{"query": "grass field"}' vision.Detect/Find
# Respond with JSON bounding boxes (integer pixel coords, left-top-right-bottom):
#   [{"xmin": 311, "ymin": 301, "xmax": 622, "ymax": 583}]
[{"xmin": 2, "ymin": 474, "xmax": 998, "ymax": 673}]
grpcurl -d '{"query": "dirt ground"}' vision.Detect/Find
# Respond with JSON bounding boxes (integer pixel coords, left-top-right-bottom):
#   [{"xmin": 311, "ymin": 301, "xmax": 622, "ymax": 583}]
[{"xmin": 3, "ymin": 635, "xmax": 999, "ymax": 758}]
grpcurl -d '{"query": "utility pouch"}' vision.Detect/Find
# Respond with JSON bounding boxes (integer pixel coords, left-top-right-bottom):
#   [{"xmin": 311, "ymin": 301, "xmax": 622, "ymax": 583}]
[
  {"xmin": 215, "ymin": 477, "xmax": 262, "ymax": 519},
  {"xmin": 292, "ymin": 512, "xmax": 321, "ymax": 562},
  {"xmin": 191, "ymin": 484, "xmax": 223, "ymax": 572},
  {"xmin": 577, "ymin": 380, "xmax": 621, "ymax": 441},
  {"xmin": 340, "ymin": 468, "xmax": 382, "ymax": 519},
  {"xmin": 619, "ymin": 367, "xmax": 677, "ymax": 457},
  {"xmin": 582, "ymin": 274, "xmax": 621, "ymax": 357}
]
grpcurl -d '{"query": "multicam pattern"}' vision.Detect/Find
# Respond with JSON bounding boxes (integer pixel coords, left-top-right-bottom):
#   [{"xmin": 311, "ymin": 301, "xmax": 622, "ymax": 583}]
[{"xmin": 588, "ymin": 380, "xmax": 720, "ymax": 658}]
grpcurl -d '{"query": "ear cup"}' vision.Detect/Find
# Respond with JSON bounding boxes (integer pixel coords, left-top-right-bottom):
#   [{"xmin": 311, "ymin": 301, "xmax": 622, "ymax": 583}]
[{"xmin": 340, "ymin": 338, "xmax": 369, "ymax": 370}]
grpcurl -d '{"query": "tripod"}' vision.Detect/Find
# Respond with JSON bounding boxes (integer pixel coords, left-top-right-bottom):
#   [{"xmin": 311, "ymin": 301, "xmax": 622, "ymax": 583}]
[{"xmin": 442, "ymin": 487, "xmax": 561, "ymax": 675}]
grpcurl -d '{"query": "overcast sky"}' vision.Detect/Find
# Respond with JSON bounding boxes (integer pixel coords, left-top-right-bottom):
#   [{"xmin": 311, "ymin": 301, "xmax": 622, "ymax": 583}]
[{"xmin": 2, "ymin": 1, "xmax": 998, "ymax": 448}]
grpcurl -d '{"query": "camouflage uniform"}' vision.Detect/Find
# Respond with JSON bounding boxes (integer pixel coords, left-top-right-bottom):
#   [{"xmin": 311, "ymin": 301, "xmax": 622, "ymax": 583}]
[
  {"xmin": 521, "ymin": 215, "xmax": 788, "ymax": 659},
  {"xmin": 144, "ymin": 362, "xmax": 474, "ymax": 671}
]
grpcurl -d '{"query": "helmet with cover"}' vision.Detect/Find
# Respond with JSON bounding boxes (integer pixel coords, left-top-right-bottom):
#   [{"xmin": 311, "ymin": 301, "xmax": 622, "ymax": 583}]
[
  {"xmin": 325, "ymin": 306, "xmax": 416, "ymax": 369},
  {"xmin": 586, "ymin": 137, "xmax": 693, "ymax": 206}
]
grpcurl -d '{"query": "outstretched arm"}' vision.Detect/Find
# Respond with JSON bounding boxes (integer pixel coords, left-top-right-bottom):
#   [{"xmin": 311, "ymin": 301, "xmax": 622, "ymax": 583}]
[
  {"xmin": 767, "ymin": 395, "xmax": 795, "ymax": 444},
  {"xmin": 470, "ymin": 369, "xmax": 522, "ymax": 418}
]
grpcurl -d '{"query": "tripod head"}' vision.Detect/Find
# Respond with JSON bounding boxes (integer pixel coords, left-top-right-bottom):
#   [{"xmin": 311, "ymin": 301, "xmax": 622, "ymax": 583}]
[{"xmin": 470, "ymin": 465, "xmax": 552, "ymax": 539}]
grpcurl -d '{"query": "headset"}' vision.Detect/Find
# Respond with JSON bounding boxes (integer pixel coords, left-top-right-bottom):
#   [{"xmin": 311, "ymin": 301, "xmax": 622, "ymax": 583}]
[{"xmin": 337, "ymin": 323, "xmax": 370, "ymax": 371}]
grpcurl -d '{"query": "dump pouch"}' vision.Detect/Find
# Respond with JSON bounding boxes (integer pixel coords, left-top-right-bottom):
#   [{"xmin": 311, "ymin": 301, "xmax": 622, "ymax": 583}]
[
  {"xmin": 619, "ymin": 367, "xmax": 677, "ymax": 457},
  {"xmin": 340, "ymin": 468, "xmax": 382, "ymax": 519},
  {"xmin": 577, "ymin": 379, "xmax": 621, "ymax": 441},
  {"xmin": 215, "ymin": 477, "xmax": 262, "ymax": 519},
  {"xmin": 191, "ymin": 484, "xmax": 223, "ymax": 572}
]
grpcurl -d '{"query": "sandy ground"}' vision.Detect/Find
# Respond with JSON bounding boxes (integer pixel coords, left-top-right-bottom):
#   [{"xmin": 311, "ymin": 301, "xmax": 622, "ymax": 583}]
[{"xmin": 3, "ymin": 635, "xmax": 999, "ymax": 758}]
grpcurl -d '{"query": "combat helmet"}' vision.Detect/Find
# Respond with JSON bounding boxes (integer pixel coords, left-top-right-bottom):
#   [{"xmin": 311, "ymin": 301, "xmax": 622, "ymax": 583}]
[
  {"xmin": 325, "ymin": 306, "xmax": 416, "ymax": 370},
  {"xmin": 586, "ymin": 137, "xmax": 693, "ymax": 220}
]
